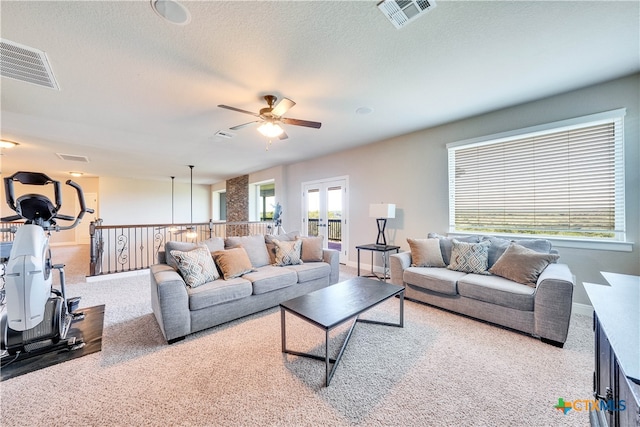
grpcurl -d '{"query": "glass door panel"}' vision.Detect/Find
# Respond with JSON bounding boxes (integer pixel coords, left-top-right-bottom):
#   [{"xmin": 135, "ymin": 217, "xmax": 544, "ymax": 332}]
[{"xmin": 303, "ymin": 178, "xmax": 348, "ymax": 264}]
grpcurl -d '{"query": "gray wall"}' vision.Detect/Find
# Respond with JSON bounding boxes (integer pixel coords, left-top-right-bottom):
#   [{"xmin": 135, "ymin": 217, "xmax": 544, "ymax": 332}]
[{"xmin": 281, "ymin": 73, "xmax": 640, "ymax": 307}]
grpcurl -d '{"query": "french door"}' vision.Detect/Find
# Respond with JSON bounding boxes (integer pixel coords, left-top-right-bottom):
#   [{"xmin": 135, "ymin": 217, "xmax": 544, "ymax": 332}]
[{"xmin": 302, "ymin": 177, "xmax": 348, "ymax": 264}]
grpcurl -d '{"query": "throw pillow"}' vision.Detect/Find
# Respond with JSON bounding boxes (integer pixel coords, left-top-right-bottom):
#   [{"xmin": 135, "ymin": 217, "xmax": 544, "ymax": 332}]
[
  {"xmin": 447, "ymin": 239, "xmax": 491, "ymax": 274},
  {"xmin": 407, "ymin": 238, "xmax": 446, "ymax": 267},
  {"xmin": 202, "ymin": 237, "xmax": 225, "ymax": 253},
  {"xmin": 165, "ymin": 241, "xmax": 202, "ymax": 271},
  {"xmin": 273, "ymin": 239, "xmax": 303, "ymax": 266},
  {"xmin": 170, "ymin": 246, "xmax": 219, "ymax": 288},
  {"xmin": 300, "ymin": 236, "xmax": 324, "ymax": 262},
  {"xmin": 225, "ymin": 234, "xmax": 271, "ymax": 268},
  {"xmin": 265, "ymin": 231, "xmax": 300, "ymax": 264},
  {"xmin": 489, "ymin": 243, "xmax": 560, "ymax": 287},
  {"xmin": 482, "ymin": 236, "xmax": 553, "ymax": 268},
  {"xmin": 427, "ymin": 233, "xmax": 481, "ymax": 265},
  {"xmin": 212, "ymin": 247, "xmax": 255, "ymax": 280}
]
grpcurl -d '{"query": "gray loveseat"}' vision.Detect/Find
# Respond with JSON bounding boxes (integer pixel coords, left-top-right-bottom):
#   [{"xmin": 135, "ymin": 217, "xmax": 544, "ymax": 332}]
[
  {"xmin": 390, "ymin": 234, "xmax": 574, "ymax": 347},
  {"xmin": 150, "ymin": 232, "xmax": 339, "ymax": 343}
]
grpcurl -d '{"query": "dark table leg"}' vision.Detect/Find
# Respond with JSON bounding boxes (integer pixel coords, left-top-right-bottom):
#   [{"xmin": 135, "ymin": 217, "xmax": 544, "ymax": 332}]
[{"xmin": 280, "ymin": 307, "xmax": 286, "ymax": 352}]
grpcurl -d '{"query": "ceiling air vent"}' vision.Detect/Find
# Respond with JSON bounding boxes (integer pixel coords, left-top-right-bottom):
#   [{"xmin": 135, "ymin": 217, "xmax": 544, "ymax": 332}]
[
  {"xmin": 0, "ymin": 38, "xmax": 60, "ymax": 90},
  {"xmin": 57, "ymin": 153, "xmax": 90, "ymax": 163},
  {"xmin": 215, "ymin": 130, "xmax": 235, "ymax": 139},
  {"xmin": 377, "ymin": 0, "xmax": 437, "ymax": 29}
]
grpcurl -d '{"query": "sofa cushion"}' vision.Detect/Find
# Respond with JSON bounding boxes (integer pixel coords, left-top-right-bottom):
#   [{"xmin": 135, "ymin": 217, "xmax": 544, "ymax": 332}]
[
  {"xmin": 170, "ymin": 246, "xmax": 219, "ymax": 288},
  {"xmin": 165, "ymin": 241, "xmax": 202, "ymax": 270},
  {"xmin": 242, "ymin": 266, "xmax": 298, "ymax": 295},
  {"xmin": 489, "ymin": 243, "xmax": 560, "ymax": 287},
  {"xmin": 457, "ymin": 273, "xmax": 535, "ymax": 311},
  {"xmin": 403, "ymin": 267, "xmax": 467, "ymax": 296},
  {"xmin": 265, "ymin": 231, "xmax": 300, "ymax": 264},
  {"xmin": 187, "ymin": 277, "xmax": 253, "ymax": 310},
  {"xmin": 407, "ymin": 238, "xmax": 446, "ymax": 267},
  {"xmin": 202, "ymin": 237, "xmax": 225, "ymax": 252},
  {"xmin": 427, "ymin": 233, "xmax": 481, "ymax": 265},
  {"xmin": 212, "ymin": 248, "xmax": 255, "ymax": 280},
  {"xmin": 447, "ymin": 240, "xmax": 491, "ymax": 274},
  {"xmin": 300, "ymin": 236, "xmax": 324, "ymax": 262},
  {"xmin": 481, "ymin": 236, "xmax": 553, "ymax": 268},
  {"xmin": 273, "ymin": 239, "xmax": 303, "ymax": 266},
  {"xmin": 225, "ymin": 234, "xmax": 271, "ymax": 268},
  {"xmin": 284, "ymin": 262, "xmax": 331, "ymax": 284}
]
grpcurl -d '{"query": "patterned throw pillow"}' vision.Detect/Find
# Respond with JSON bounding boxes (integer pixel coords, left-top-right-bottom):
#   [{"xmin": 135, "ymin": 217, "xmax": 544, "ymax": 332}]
[
  {"xmin": 447, "ymin": 239, "xmax": 491, "ymax": 274},
  {"xmin": 273, "ymin": 239, "xmax": 303, "ymax": 266},
  {"xmin": 170, "ymin": 246, "xmax": 219, "ymax": 288},
  {"xmin": 265, "ymin": 231, "xmax": 300, "ymax": 264}
]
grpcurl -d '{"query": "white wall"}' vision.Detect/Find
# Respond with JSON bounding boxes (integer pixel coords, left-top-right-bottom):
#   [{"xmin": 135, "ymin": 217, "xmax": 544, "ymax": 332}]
[
  {"xmin": 99, "ymin": 176, "xmax": 211, "ymax": 225},
  {"xmin": 281, "ymin": 73, "xmax": 640, "ymax": 306}
]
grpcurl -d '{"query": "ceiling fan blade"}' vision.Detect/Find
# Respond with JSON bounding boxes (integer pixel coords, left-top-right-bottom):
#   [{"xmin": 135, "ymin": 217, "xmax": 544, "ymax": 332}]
[
  {"xmin": 281, "ymin": 117, "xmax": 322, "ymax": 129},
  {"xmin": 218, "ymin": 104, "xmax": 260, "ymax": 117},
  {"xmin": 230, "ymin": 121, "xmax": 260, "ymax": 130},
  {"xmin": 271, "ymin": 98, "xmax": 296, "ymax": 117},
  {"xmin": 278, "ymin": 130, "xmax": 289, "ymax": 141}
]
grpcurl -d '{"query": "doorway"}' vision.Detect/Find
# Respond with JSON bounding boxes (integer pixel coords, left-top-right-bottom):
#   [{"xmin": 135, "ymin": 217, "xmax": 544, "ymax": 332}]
[
  {"xmin": 302, "ymin": 177, "xmax": 348, "ymax": 264},
  {"xmin": 76, "ymin": 192, "xmax": 98, "ymax": 244}
]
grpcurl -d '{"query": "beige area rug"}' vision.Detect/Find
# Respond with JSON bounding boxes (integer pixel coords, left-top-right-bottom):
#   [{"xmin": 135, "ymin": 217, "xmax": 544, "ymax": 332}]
[{"xmin": 0, "ymin": 272, "xmax": 593, "ymax": 426}]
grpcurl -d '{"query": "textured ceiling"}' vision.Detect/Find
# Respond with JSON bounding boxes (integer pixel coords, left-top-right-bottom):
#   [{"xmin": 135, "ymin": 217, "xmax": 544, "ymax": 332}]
[{"xmin": 1, "ymin": 1, "xmax": 638, "ymax": 184}]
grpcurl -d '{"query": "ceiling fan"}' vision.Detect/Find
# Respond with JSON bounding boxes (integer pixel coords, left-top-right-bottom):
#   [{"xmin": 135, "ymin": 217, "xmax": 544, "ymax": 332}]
[{"xmin": 218, "ymin": 95, "xmax": 321, "ymax": 141}]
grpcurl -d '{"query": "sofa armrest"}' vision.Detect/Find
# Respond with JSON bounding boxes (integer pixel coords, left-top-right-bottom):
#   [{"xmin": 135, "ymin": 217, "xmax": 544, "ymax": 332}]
[
  {"xmin": 390, "ymin": 251, "xmax": 412, "ymax": 287},
  {"xmin": 150, "ymin": 264, "xmax": 191, "ymax": 343},
  {"xmin": 533, "ymin": 263, "xmax": 575, "ymax": 344},
  {"xmin": 323, "ymin": 249, "xmax": 340, "ymax": 284}
]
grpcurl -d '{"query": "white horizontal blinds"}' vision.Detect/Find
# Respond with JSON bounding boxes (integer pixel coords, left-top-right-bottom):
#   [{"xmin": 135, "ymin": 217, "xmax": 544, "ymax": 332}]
[{"xmin": 449, "ymin": 115, "xmax": 624, "ymax": 239}]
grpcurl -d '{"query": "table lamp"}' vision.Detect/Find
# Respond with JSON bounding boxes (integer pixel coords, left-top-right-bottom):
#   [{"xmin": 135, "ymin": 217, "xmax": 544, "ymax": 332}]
[{"xmin": 369, "ymin": 203, "xmax": 396, "ymax": 246}]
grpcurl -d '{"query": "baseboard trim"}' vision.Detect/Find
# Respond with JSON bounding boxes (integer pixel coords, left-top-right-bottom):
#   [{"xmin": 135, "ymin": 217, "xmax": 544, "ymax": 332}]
[
  {"xmin": 572, "ymin": 302, "xmax": 593, "ymax": 317},
  {"xmin": 86, "ymin": 268, "xmax": 149, "ymax": 283}
]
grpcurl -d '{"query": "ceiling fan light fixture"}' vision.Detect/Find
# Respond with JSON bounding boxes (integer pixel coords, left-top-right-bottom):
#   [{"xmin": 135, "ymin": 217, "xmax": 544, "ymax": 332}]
[
  {"xmin": 0, "ymin": 140, "xmax": 19, "ymax": 149},
  {"xmin": 258, "ymin": 122, "xmax": 284, "ymax": 138}
]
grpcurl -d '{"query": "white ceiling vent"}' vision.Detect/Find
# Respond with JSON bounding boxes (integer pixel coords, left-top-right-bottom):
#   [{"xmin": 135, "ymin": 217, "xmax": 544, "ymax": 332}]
[
  {"xmin": 215, "ymin": 130, "xmax": 235, "ymax": 139},
  {"xmin": 0, "ymin": 38, "xmax": 60, "ymax": 90},
  {"xmin": 57, "ymin": 153, "xmax": 90, "ymax": 163},
  {"xmin": 378, "ymin": 0, "xmax": 437, "ymax": 29}
]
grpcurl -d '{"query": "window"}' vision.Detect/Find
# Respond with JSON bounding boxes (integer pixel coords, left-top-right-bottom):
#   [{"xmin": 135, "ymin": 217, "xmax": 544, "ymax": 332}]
[
  {"xmin": 447, "ymin": 109, "xmax": 625, "ymax": 241},
  {"xmin": 249, "ymin": 180, "xmax": 275, "ymax": 221},
  {"xmin": 212, "ymin": 190, "xmax": 226, "ymax": 221}
]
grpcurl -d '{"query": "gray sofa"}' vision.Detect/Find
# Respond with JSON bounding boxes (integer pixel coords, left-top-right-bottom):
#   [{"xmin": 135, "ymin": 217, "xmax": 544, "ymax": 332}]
[
  {"xmin": 150, "ymin": 233, "xmax": 339, "ymax": 343},
  {"xmin": 390, "ymin": 234, "xmax": 574, "ymax": 347}
]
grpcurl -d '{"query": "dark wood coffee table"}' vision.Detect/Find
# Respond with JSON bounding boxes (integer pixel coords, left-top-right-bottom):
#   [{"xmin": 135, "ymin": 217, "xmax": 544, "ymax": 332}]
[{"xmin": 280, "ymin": 277, "xmax": 404, "ymax": 386}]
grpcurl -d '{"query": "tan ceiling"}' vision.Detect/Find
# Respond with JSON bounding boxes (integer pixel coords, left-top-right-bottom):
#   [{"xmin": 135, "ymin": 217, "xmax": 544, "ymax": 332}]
[{"xmin": 1, "ymin": 0, "xmax": 639, "ymax": 184}]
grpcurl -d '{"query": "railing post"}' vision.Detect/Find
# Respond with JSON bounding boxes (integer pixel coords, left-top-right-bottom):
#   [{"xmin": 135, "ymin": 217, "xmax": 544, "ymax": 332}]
[{"xmin": 89, "ymin": 218, "xmax": 103, "ymax": 276}]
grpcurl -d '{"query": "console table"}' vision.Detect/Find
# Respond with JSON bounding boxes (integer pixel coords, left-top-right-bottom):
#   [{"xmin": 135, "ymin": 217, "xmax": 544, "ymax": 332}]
[
  {"xmin": 584, "ymin": 272, "xmax": 640, "ymax": 427},
  {"xmin": 355, "ymin": 244, "xmax": 400, "ymax": 282}
]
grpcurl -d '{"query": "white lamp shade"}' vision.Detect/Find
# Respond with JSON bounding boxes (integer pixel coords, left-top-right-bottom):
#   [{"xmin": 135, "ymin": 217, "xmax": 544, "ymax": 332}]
[{"xmin": 369, "ymin": 203, "xmax": 396, "ymax": 219}]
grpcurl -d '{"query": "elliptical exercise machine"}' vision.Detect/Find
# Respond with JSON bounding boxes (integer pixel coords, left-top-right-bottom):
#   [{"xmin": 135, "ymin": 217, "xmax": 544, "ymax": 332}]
[{"xmin": 0, "ymin": 171, "xmax": 93, "ymax": 361}]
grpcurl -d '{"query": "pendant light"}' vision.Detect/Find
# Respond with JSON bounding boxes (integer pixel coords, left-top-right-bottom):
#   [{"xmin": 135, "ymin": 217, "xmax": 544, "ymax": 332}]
[
  {"xmin": 169, "ymin": 176, "xmax": 178, "ymax": 232},
  {"xmin": 185, "ymin": 165, "xmax": 197, "ymax": 239}
]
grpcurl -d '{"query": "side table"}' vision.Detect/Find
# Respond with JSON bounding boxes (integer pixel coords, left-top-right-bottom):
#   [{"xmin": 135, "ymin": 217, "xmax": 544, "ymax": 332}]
[{"xmin": 355, "ymin": 244, "xmax": 401, "ymax": 282}]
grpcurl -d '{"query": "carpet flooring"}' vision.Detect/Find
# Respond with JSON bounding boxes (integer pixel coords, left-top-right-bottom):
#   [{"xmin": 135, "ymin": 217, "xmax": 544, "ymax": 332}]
[{"xmin": 0, "ymin": 266, "xmax": 593, "ymax": 426}]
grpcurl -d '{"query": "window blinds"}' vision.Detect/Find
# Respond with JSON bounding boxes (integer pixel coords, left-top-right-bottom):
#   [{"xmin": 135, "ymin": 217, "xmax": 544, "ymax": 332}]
[{"xmin": 448, "ymin": 112, "xmax": 625, "ymax": 240}]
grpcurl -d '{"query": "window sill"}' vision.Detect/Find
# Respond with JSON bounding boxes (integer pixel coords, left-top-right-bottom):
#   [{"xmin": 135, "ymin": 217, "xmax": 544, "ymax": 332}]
[{"xmin": 448, "ymin": 232, "xmax": 634, "ymax": 253}]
